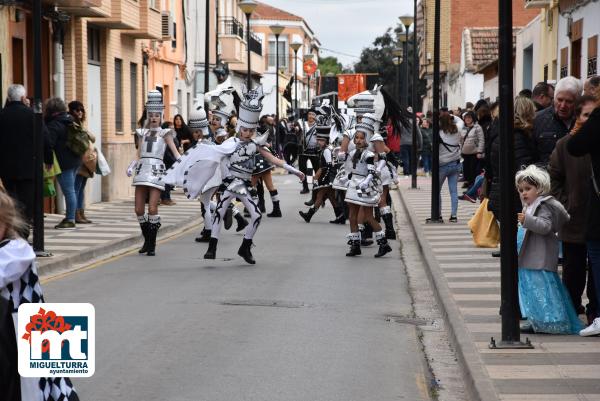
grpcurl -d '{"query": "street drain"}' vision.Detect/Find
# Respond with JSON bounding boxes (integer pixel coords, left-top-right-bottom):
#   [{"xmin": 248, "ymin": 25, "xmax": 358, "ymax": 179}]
[
  {"xmin": 221, "ymin": 300, "xmax": 307, "ymax": 308},
  {"xmin": 385, "ymin": 314, "xmax": 431, "ymax": 326}
]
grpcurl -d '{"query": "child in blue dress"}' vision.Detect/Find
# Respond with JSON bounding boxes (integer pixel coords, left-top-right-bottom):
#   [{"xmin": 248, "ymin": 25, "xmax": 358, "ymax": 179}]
[{"xmin": 515, "ymin": 165, "xmax": 583, "ymax": 334}]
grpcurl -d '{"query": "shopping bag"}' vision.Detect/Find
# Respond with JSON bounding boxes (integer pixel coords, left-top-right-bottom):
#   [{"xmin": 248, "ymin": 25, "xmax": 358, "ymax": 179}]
[
  {"xmin": 467, "ymin": 198, "xmax": 500, "ymax": 248},
  {"xmin": 43, "ymin": 152, "xmax": 62, "ymax": 179},
  {"xmin": 43, "ymin": 177, "xmax": 56, "ymax": 198},
  {"xmin": 96, "ymin": 147, "xmax": 111, "ymax": 176}
]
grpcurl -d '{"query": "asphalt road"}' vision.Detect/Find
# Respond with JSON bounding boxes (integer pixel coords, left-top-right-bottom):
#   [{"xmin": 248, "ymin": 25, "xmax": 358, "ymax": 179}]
[{"xmin": 43, "ymin": 175, "xmax": 432, "ymax": 401}]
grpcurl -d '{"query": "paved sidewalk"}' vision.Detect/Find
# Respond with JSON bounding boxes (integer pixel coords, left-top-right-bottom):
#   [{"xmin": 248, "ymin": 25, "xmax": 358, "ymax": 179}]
[
  {"xmin": 395, "ymin": 178, "xmax": 600, "ymax": 401},
  {"xmin": 35, "ymin": 191, "xmax": 203, "ymax": 276}
]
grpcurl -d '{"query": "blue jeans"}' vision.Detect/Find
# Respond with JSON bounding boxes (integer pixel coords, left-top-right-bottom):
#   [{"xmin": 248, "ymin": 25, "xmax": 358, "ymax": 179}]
[
  {"xmin": 421, "ymin": 153, "xmax": 432, "ymax": 173},
  {"xmin": 56, "ymin": 167, "xmax": 79, "ymax": 221},
  {"xmin": 439, "ymin": 160, "xmax": 460, "ymax": 217},
  {"xmin": 465, "ymin": 174, "xmax": 485, "ymax": 198},
  {"xmin": 588, "ymin": 240, "xmax": 600, "ymax": 318},
  {"xmin": 75, "ymin": 174, "xmax": 88, "ymax": 210},
  {"xmin": 400, "ymin": 144, "xmax": 412, "ymax": 176}
]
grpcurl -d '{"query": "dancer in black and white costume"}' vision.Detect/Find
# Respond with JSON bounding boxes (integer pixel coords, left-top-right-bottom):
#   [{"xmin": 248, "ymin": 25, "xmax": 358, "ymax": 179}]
[
  {"xmin": 344, "ymin": 114, "xmax": 394, "ymax": 258},
  {"xmin": 298, "ymin": 108, "xmax": 320, "ymax": 194},
  {"xmin": 298, "ymin": 117, "xmax": 340, "ymax": 223},
  {"xmin": 162, "ymin": 85, "xmax": 304, "ymax": 264},
  {"xmin": 370, "ymin": 131, "xmax": 400, "ymax": 240},
  {"xmin": 128, "ymin": 90, "xmax": 181, "ymax": 256},
  {"xmin": 0, "ymin": 191, "xmax": 80, "ymax": 401}
]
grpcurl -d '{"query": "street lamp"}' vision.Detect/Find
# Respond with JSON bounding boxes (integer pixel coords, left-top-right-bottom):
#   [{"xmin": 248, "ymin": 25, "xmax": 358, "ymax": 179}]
[
  {"xmin": 428, "ymin": 0, "xmax": 442, "ymax": 224},
  {"xmin": 239, "ymin": 0, "xmax": 257, "ymax": 89},
  {"xmin": 399, "ymin": 16, "xmax": 413, "ymax": 108},
  {"xmin": 304, "ymin": 53, "xmax": 314, "ymax": 107},
  {"xmin": 270, "ymin": 24, "xmax": 285, "ymax": 155},
  {"xmin": 290, "ymin": 39, "xmax": 302, "ymax": 119},
  {"xmin": 400, "ymin": 14, "xmax": 418, "ymax": 189},
  {"xmin": 392, "ymin": 47, "xmax": 403, "ymax": 103}
]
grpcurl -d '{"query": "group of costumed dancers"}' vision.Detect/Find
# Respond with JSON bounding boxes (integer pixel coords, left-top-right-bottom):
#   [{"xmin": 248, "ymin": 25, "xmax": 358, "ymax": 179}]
[{"xmin": 129, "ymin": 83, "xmax": 408, "ymax": 263}]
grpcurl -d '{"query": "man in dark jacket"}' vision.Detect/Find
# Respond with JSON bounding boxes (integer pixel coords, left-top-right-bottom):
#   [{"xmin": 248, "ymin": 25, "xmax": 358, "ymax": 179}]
[
  {"xmin": 531, "ymin": 82, "xmax": 554, "ymax": 112},
  {"xmin": 532, "ymin": 76, "xmax": 580, "ymax": 166},
  {"xmin": 0, "ymin": 84, "xmax": 35, "ymax": 225}
]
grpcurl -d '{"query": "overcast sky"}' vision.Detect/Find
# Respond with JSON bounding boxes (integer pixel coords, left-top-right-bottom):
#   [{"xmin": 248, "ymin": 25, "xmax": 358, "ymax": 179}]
[{"xmin": 261, "ymin": 0, "xmax": 414, "ymax": 68}]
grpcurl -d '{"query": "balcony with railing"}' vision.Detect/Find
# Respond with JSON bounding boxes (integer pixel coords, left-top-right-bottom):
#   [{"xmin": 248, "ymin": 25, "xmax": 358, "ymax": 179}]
[
  {"xmin": 248, "ymin": 32, "xmax": 262, "ymax": 56},
  {"xmin": 221, "ymin": 17, "xmax": 244, "ymax": 39}
]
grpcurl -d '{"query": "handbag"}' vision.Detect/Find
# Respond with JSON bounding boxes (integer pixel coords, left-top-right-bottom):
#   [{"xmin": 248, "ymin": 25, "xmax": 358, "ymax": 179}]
[
  {"xmin": 43, "ymin": 152, "xmax": 62, "ymax": 179},
  {"xmin": 467, "ymin": 198, "xmax": 500, "ymax": 248},
  {"xmin": 80, "ymin": 145, "xmax": 98, "ymax": 178}
]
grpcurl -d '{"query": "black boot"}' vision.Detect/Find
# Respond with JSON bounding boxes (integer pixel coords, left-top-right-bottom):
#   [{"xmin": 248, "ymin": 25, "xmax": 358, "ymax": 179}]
[
  {"xmin": 382, "ymin": 213, "xmax": 397, "ymax": 240},
  {"xmin": 224, "ymin": 205, "xmax": 233, "ymax": 230},
  {"xmin": 304, "ymin": 190, "xmax": 316, "ymax": 206},
  {"xmin": 346, "ymin": 236, "xmax": 361, "ymax": 257},
  {"xmin": 195, "ymin": 228, "xmax": 212, "ymax": 242},
  {"xmin": 234, "ymin": 213, "xmax": 249, "ymax": 232},
  {"xmin": 299, "ymin": 207, "xmax": 316, "ymax": 223},
  {"xmin": 238, "ymin": 238, "xmax": 256, "ymax": 264},
  {"xmin": 374, "ymin": 236, "xmax": 392, "ymax": 258},
  {"xmin": 267, "ymin": 201, "xmax": 282, "ymax": 217},
  {"xmin": 204, "ymin": 238, "xmax": 218, "ymax": 259},
  {"xmin": 329, "ymin": 207, "xmax": 346, "ymax": 224},
  {"xmin": 146, "ymin": 221, "xmax": 161, "ymax": 256},
  {"xmin": 138, "ymin": 221, "xmax": 150, "ymax": 254},
  {"xmin": 374, "ymin": 207, "xmax": 381, "ymax": 223},
  {"xmin": 360, "ymin": 225, "xmax": 373, "ymax": 247},
  {"xmin": 257, "ymin": 182, "xmax": 266, "ymax": 213},
  {"xmin": 300, "ymin": 179, "xmax": 310, "ymax": 194}
]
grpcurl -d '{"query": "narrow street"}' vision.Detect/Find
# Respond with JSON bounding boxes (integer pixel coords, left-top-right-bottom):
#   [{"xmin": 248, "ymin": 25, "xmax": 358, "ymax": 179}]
[{"xmin": 43, "ymin": 176, "xmax": 432, "ymax": 401}]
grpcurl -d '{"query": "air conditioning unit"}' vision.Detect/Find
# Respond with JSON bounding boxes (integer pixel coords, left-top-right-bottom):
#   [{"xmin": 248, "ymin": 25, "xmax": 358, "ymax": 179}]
[{"xmin": 161, "ymin": 11, "xmax": 174, "ymax": 41}]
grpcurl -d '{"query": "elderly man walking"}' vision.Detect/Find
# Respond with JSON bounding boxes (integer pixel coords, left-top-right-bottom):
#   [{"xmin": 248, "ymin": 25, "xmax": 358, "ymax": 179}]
[
  {"xmin": 532, "ymin": 76, "xmax": 581, "ymax": 167},
  {"xmin": 0, "ymin": 84, "xmax": 36, "ymax": 230}
]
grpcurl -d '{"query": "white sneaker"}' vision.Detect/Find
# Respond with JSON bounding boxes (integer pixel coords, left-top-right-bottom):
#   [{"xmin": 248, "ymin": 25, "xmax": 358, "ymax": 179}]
[{"xmin": 580, "ymin": 318, "xmax": 600, "ymax": 336}]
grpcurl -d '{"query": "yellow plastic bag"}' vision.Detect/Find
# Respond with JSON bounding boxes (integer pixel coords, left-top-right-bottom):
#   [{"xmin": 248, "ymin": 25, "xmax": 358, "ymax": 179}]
[{"xmin": 467, "ymin": 198, "xmax": 500, "ymax": 248}]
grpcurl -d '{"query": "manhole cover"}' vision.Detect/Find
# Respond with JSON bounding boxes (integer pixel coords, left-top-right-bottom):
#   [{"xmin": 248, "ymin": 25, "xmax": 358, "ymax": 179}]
[{"xmin": 221, "ymin": 300, "xmax": 307, "ymax": 308}]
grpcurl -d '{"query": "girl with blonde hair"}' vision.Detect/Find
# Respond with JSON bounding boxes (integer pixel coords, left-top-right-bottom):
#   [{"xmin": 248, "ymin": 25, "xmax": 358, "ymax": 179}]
[{"xmin": 0, "ymin": 190, "xmax": 80, "ymax": 400}]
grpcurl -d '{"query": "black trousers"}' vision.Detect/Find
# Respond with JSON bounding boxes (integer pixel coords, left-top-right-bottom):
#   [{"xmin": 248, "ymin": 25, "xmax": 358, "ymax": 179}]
[
  {"xmin": 461, "ymin": 153, "xmax": 480, "ymax": 185},
  {"xmin": 562, "ymin": 242, "xmax": 597, "ymax": 316},
  {"xmin": 1, "ymin": 178, "xmax": 34, "ymax": 222},
  {"xmin": 298, "ymin": 154, "xmax": 320, "ymax": 186}
]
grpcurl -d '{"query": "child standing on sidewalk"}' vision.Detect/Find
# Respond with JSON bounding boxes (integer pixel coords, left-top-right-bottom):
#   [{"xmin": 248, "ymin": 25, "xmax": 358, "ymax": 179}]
[
  {"xmin": 515, "ymin": 165, "xmax": 583, "ymax": 334},
  {"xmin": 0, "ymin": 190, "xmax": 80, "ymax": 400}
]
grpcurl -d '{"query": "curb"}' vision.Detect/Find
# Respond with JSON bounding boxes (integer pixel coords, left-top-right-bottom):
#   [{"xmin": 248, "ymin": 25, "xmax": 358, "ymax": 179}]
[
  {"xmin": 37, "ymin": 213, "xmax": 203, "ymax": 278},
  {"xmin": 393, "ymin": 187, "xmax": 500, "ymax": 401}
]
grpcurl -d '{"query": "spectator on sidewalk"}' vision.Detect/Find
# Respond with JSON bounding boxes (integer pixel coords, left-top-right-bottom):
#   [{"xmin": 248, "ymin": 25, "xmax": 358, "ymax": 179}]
[
  {"xmin": 69, "ymin": 100, "xmax": 95, "ymax": 224},
  {"xmin": 0, "ymin": 84, "xmax": 36, "ymax": 235},
  {"xmin": 487, "ymin": 96, "xmax": 538, "ymax": 222},
  {"xmin": 584, "ymin": 75, "xmax": 600, "ymax": 100},
  {"xmin": 567, "ymin": 99, "xmax": 600, "ymax": 336},
  {"xmin": 173, "ymin": 114, "xmax": 192, "ymax": 152},
  {"xmin": 533, "ymin": 76, "xmax": 581, "ymax": 167},
  {"xmin": 437, "ymin": 113, "xmax": 461, "ymax": 222},
  {"xmin": 460, "ymin": 110, "xmax": 485, "ymax": 188},
  {"xmin": 399, "ymin": 116, "xmax": 422, "ymax": 177},
  {"xmin": 549, "ymin": 95, "xmax": 597, "ymax": 323},
  {"xmin": 531, "ymin": 82, "xmax": 555, "ymax": 112},
  {"xmin": 44, "ymin": 97, "xmax": 79, "ymax": 230},
  {"xmin": 420, "ymin": 118, "xmax": 432, "ymax": 176},
  {"xmin": 515, "ymin": 165, "xmax": 581, "ymax": 334}
]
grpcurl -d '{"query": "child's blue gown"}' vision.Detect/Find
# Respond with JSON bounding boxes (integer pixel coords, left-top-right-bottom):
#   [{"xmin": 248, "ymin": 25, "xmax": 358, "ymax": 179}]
[{"xmin": 517, "ymin": 225, "xmax": 583, "ymax": 334}]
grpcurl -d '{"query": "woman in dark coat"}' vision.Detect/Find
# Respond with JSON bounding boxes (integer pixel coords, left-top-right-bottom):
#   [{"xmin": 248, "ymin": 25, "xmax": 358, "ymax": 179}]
[
  {"xmin": 173, "ymin": 114, "xmax": 193, "ymax": 152},
  {"xmin": 44, "ymin": 98, "xmax": 79, "ymax": 229},
  {"xmin": 487, "ymin": 96, "xmax": 538, "ymax": 222},
  {"xmin": 567, "ymin": 103, "xmax": 600, "ymax": 336}
]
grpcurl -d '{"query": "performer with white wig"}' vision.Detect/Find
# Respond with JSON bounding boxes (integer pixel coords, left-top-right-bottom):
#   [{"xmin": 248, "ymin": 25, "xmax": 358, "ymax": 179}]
[
  {"xmin": 162, "ymin": 85, "xmax": 305, "ymax": 264},
  {"xmin": 128, "ymin": 90, "xmax": 181, "ymax": 256}
]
